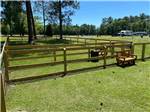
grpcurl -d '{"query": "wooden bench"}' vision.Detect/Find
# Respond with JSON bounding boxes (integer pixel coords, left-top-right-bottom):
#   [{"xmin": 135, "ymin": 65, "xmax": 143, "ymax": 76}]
[{"xmin": 116, "ymin": 50, "xmax": 137, "ymax": 67}]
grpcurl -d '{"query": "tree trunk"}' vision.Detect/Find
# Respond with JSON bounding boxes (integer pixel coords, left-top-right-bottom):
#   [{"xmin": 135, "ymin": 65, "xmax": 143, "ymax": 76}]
[
  {"xmin": 26, "ymin": 1, "xmax": 33, "ymax": 44},
  {"xmin": 42, "ymin": 1, "xmax": 46, "ymax": 37},
  {"xmin": 59, "ymin": 1, "xmax": 63, "ymax": 39},
  {"xmin": 31, "ymin": 14, "xmax": 37, "ymax": 39},
  {"xmin": 30, "ymin": 2, "xmax": 37, "ymax": 39},
  {"xmin": 9, "ymin": 23, "xmax": 12, "ymax": 36}
]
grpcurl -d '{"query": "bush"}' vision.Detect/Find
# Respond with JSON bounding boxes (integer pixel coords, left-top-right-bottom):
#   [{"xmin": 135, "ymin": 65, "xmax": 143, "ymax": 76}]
[
  {"xmin": 1, "ymin": 24, "xmax": 10, "ymax": 35},
  {"xmin": 45, "ymin": 24, "xmax": 53, "ymax": 36}
]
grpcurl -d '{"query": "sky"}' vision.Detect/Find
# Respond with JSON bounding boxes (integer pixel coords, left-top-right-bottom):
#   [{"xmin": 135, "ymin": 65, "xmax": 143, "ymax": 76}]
[{"xmin": 71, "ymin": 1, "xmax": 150, "ymax": 27}]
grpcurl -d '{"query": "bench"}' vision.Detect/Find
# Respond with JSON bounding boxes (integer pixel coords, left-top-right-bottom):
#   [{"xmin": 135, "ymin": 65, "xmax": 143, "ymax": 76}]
[{"xmin": 116, "ymin": 50, "xmax": 137, "ymax": 67}]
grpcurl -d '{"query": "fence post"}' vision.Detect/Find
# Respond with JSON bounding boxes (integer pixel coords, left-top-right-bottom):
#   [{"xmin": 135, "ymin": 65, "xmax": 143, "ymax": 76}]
[
  {"xmin": 63, "ymin": 48, "xmax": 67, "ymax": 75},
  {"xmin": 7, "ymin": 36, "xmax": 9, "ymax": 45},
  {"xmin": 88, "ymin": 48, "xmax": 90, "ymax": 61},
  {"xmin": 110, "ymin": 42, "xmax": 114, "ymax": 58},
  {"xmin": 1, "ymin": 73, "xmax": 6, "ymax": 112},
  {"xmin": 77, "ymin": 38, "xmax": 78, "ymax": 43},
  {"xmin": 4, "ymin": 51, "xmax": 9, "ymax": 82},
  {"xmin": 141, "ymin": 43, "xmax": 146, "ymax": 61},
  {"xmin": 84, "ymin": 39, "xmax": 86, "ymax": 46},
  {"xmin": 95, "ymin": 39, "xmax": 97, "ymax": 47},
  {"xmin": 121, "ymin": 44, "xmax": 125, "ymax": 51},
  {"xmin": 103, "ymin": 47, "xmax": 106, "ymax": 69},
  {"xmin": 131, "ymin": 43, "xmax": 134, "ymax": 54},
  {"xmin": 53, "ymin": 50, "xmax": 56, "ymax": 62}
]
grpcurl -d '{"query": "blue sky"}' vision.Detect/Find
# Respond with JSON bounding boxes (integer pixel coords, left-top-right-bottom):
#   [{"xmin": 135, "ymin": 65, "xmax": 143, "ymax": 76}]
[{"xmin": 71, "ymin": 1, "xmax": 150, "ymax": 27}]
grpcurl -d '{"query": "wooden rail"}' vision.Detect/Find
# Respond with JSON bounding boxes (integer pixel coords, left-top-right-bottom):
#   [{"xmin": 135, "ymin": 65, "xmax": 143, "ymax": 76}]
[
  {"xmin": 63, "ymin": 36, "xmax": 132, "ymax": 43},
  {"xmin": 0, "ymin": 37, "xmax": 8, "ymax": 112},
  {"xmin": 133, "ymin": 42, "xmax": 150, "ymax": 60},
  {"xmin": 6, "ymin": 43, "xmax": 132, "ymax": 82},
  {"xmin": 1, "ymin": 36, "xmax": 150, "ymax": 112},
  {"xmin": 3, "ymin": 38, "xmax": 150, "ymax": 84}
]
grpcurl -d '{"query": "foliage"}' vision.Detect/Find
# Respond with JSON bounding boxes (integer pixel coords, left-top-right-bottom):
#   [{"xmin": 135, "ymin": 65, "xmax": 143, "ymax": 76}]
[
  {"xmin": 99, "ymin": 13, "xmax": 150, "ymax": 35},
  {"xmin": 34, "ymin": 16, "xmax": 44, "ymax": 34},
  {"xmin": 34, "ymin": 1, "xmax": 50, "ymax": 36},
  {"xmin": 47, "ymin": 0, "xmax": 80, "ymax": 39},
  {"xmin": 45, "ymin": 24, "xmax": 53, "ymax": 36},
  {"xmin": 1, "ymin": 1, "xmax": 149, "ymax": 37},
  {"xmin": 80, "ymin": 24, "xmax": 96, "ymax": 35},
  {"xmin": 1, "ymin": 23, "xmax": 10, "ymax": 35},
  {"xmin": 1, "ymin": 1, "xmax": 23, "ymax": 35}
]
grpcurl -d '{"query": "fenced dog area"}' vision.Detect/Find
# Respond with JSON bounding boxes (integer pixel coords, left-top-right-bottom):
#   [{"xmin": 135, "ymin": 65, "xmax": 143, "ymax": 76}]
[{"xmin": 1, "ymin": 36, "xmax": 150, "ymax": 112}]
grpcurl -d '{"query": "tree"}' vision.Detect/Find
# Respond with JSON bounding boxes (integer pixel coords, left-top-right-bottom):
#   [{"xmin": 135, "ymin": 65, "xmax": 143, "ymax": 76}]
[
  {"xmin": 99, "ymin": 14, "xmax": 150, "ymax": 35},
  {"xmin": 26, "ymin": 1, "xmax": 36, "ymax": 44},
  {"xmin": 1, "ymin": 1, "xmax": 22, "ymax": 36},
  {"xmin": 48, "ymin": 0, "xmax": 79, "ymax": 39},
  {"xmin": 34, "ymin": 1, "xmax": 49, "ymax": 37}
]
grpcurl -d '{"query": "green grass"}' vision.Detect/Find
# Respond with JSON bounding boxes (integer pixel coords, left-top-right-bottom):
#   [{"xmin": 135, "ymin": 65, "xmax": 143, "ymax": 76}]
[
  {"xmin": 4, "ymin": 35, "xmax": 150, "ymax": 112},
  {"xmin": 6, "ymin": 61, "xmax": 150, "ymax": 112}
]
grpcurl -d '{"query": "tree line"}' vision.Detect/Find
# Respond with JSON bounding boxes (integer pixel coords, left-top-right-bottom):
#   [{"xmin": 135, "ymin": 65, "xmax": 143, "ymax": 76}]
[
  {"xmin": 1, "ymin": 0, "xmax": 79, "ymax": 44},
  {"xmin": 39, "ymin": 13, "xmax": 150, "ymax": 37},
  {"xmin": 99, "ymin": 13, "xmax": 150, "ymax": 36},
  {"xmin": 1, "ymin": 1, "xmax": 150, "ymax": 44},
  {"xmin": 45, "ymin": 24, "xmax": 97, "ymax": 36}
]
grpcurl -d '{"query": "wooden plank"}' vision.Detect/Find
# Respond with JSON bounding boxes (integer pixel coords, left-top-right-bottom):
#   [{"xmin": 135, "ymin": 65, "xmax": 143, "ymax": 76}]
[
  {"xmin": 63, "ymin": 48, "xmax": 67, "ymax": 75},
  {"xmin": 111, "ymin": 43, "xmax": 115, "ymax": 58},
  {"xmin": 64, "ymin": 36, "xmax": 131, "ymax": 43},
  {"xmin": 9, "ymin": 63, "xmax": 116, "ymax": 84},
  {"xmin": 7, "ymin": 41, "xmax": 127, "ymax": 51},
  {"xmin": 95, "ymin": 40, "xmax": 97, "ymax": 47},
  {"xmin": 9, "ymin": 55, "xmax": 54, "ymax": 61},
  {"xmin": 67, "ymin": 55, "xmax": 113, "ymax": 64},
  {"xmin": 77, "ymin": 38, "xmax": 79, "ymax": 43},
  {"xmin": 141, "ymin": 43, "xmax": 146, "ymax": 61},
  {"xmin": 53, "ymin": 50, "xmax": 56, "ymax": 62},
  {"xmin": 144, "ymin": 56, "xmax": 150, "ymax": 60},
  {"xmin": 9, "ymin": 55, "xmax": 114, "ymax": 71},
  {"xmin": 1, "ymin": 73, "xmax": 6, "ymax": 112},
  {"xmin": 9, "ymin": 52, "xmax": 89, "ymax": 61},
  {"xmin": 103, "ymin": 48, "xmax": 107, "ymax": 68},
  {"xmin": 1, "ymin": 66, "xmax": 7, "ymax": 95},
  {"xmin": 134, "ymin": 42, "xmax": 150, "ymax": 45},
  {"xmin": 8, "ymin": 61, "xmax": 64, "ymax": 71},
  {"xmin": 4, "ymin": 51, "xmax": 9, "ymax": 82},
  {"xmin": 6, "ymin": 42, "xmax": 111, "ymax": 50},
  {"xmin": 8, "ymin": 48, "xmax": 63, "ymax": 55},
  {"xmin": 88, "ymin": 48, "xmax": 90, "ymax": 61},
  {"xmin": 85, "ymin": 39, "xmax": 87, "ymax": 45},
  {"xmin": 131, "ymin": 44, "xmax": 134, "ymax": 54},
  {"xmin": 66, "ymin": 44, "xmax": 130, "ymax": 51},
  {"xmin": 9, "ymin": 71, "xmax": 64, "ymax": 83}
]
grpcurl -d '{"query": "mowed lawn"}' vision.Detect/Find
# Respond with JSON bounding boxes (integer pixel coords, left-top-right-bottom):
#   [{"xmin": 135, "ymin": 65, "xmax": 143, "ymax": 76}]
[
  {"xmin": 6, "ymin": 61, "xmax": 150, "ymax": 112},
  {"xmin": 3, "ymin": 35, "xmax": 150, "ymax": 112}
]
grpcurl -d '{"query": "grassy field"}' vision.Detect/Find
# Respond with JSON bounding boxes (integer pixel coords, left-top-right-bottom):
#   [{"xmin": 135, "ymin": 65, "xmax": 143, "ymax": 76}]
[
  {"xmin": 6, "ymin": 61, "xmax": 150, "ymax": 112},
  {"xmin": 2, "ymin": 35, "xmax": 150, "ymax": 112}
]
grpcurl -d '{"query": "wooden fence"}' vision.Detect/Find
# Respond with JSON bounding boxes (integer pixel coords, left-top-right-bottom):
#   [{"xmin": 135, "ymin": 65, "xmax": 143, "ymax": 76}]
[
  {"xmin": 56, "ymin": 36, "xmax": 132, "ymax": 45},
  {"xmin": 5, "ymin": 41, "xmax": 132, "ymax": 83},
  {"xmin": 1, "ymin": 36, "xmax": 150, "ymax": 112},
  {"xmin": 1, "ymin": 38, "xmax": 8, "ymax": 112},
  {"xmin": 132, "ymin": 42, "xmax": 150, "ymax": 61},
  {"xmin": 4, "ymin": 42, "xmax": 150, "ymax": 83},
  {"xmin": 2, "ymin": 36, "xmax": 150, "ymax": 84}
]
